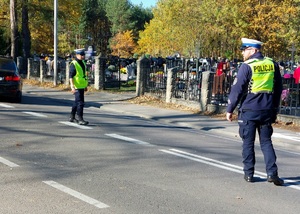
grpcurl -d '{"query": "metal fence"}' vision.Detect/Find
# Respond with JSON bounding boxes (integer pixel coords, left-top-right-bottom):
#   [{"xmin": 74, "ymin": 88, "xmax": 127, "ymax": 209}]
[
  {"xmin": 144, "ymin": 57, "xmax": 300, "ymax": 117},
  {"xmin": 279, "ymin": 77, "xmax": 300, "ymax": 116},
  {"xmin": 28, "ymin": 58, "xmax": 67, "ymax": 84},
  {"xmin": 146, "ymin": 65, "xmax": 166, "ymax": 98},
  {"xmin": 145, "ymin": 57, "xmax": 212, "ymax": 101},
  {"xmin": 26, "ymin": 57, "xmax": 137, "ymax": 88},
  {"xmin": 23, "ymin": 56, "xmax": 300, "ymax": 117}
]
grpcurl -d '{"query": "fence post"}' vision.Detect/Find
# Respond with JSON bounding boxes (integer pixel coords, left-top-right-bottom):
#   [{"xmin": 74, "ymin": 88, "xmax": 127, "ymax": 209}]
[
  {"xmin": 100, "ymin": 55, "xmax": 106, "ymax": 90},
  {"xmin": 99, "ymin": 54, "xmax": 107, "ymax": 90},
  {"xmin": 40, "ymin": 59, "xmax": 44, "ymax": 83},
  {"xmin": 94, "ymin": 56, "xmax": 100, "ymax": 90},
  {"xmin": 136, "ymin": 56, "xmax": 150, "ymax": 96},
  {"xmin": 166, "ymin": 67, "xmax": 177, "ymax": 103},
  {"xmin": 17, "ymin": 56, "xmax": 23, "ymax": 74},
  {"xmin": 200, "ymin": 71, "xmax": 211, "ymax": 111},
  {"xmin": 94, "ymin": 54, "xmax": 106, "ymax": 90},
  {"xmin": 27, "ymin": 58, "xmax": 33, "ymax": 79}
]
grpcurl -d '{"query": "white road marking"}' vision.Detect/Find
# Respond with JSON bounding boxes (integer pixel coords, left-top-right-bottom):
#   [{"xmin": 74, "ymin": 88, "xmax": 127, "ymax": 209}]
[
  {"xmin": 0, "ymin": 103, "xmax": 14, "ymax": 108},
  {"xmin": 0, "ymin": 157, "xmax": 19, "ymax": 167},
  {"xmin": 105, "ymin": 133, "xmax": 153, "ymax": 146},
  {"xmin": 23, "ymin": 111, "xmax": 48, "ymax": 117},
  {"xmin": 160, "ymin": 149, "xmax": 244, "ymax": 174},
  {"xmin": 59, "ymin": 121, "xmax": 93, "ymax": 129},
  {"xmin": 87, "ymin": 106, "xmax": 99, "ymax": 110},
  {"xmin": 276, "ymin": 148, "xmax": 300, "ymax": 156},
  {"xmin": 43, "ymin": 181, "xmax": 109, "ymax": 209},
  {"xmin": 160, "ymin": 148, "xmax": 300, "ymax": 191},
  {"xmin": 273, "ymin": 133, "xmax": 300, "ymax": 142}
]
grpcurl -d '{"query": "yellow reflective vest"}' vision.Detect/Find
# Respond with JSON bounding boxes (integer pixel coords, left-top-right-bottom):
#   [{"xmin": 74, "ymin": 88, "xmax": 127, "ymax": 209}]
[
  {"xmin": 244, "ymin": 57, "xmax": 275, "ymax": 94},
  {"xmin": 71, "ymin": 60, "xmax": 88, "ymax": 89}
]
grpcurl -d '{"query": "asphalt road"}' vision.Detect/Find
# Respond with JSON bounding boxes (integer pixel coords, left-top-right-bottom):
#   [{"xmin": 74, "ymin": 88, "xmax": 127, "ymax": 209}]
[{"xmin": 0, "ymin": 89, "xmax": 300, "ymax": 214}]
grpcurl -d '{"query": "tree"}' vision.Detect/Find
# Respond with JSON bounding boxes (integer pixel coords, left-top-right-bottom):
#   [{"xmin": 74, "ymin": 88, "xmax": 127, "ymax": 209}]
[
  {"xmin": 81, "ymin": 0, "xmax": 111, "ymax": 55},
  {"xmin": 110, "ymin": 30, "xmax": 136, "ymax": 57},
  {"xmin": 22, "ymin": 0, "xmax": 31, "ymax": 60},
  {"xmin": 10, "ymin": 0, "xmax": 18, "ymax": 59},
  {"xmin": 25, "ymin": 0, "xmax": 83, "ymax": 55},
  {"xmin": 106, "ymin": 0, "xmax": 133, "ymax": 35},
  {"xmin": 0, "ymin": 0, "xmax": 10, "ymax": 55},
  {"xmin": 137, "ymin": 0, "xmax": 300, "ymax": 60},
  {"xmin": 3, "ymin": 0, "xmax": 299, "ymax": 61},
  {"xmin": 130, "ymin": 5, "xmax": 153, "ymax": 39}
]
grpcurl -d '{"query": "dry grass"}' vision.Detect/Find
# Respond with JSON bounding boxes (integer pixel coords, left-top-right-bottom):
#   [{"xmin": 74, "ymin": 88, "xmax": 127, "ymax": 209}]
[
  {"xmin": 23, "ymin": 79, "xmax": 98, "ymax": 92},
  {"xmin": 127, "ymin": 95, "xmax": 200, "ymax": 113},
  {"xmin": 273, "ymin": 121, "xmax": 300, "ymax": 132}
]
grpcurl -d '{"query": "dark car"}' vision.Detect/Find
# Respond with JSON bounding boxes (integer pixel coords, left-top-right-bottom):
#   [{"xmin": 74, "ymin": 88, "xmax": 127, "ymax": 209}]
[{"xmin": 0, "ymin": 56, "xmax": 23, "ymax": 103}]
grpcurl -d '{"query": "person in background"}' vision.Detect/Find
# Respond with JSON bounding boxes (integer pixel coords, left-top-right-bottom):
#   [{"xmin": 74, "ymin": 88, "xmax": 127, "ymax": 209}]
[
  {"xmin": 293, "ymin": 62, "xmax": 300, "ymax": 105},
  {"xmin": 226, "ymin": 38, "xmax": 284, "ymax": 186},
  {"xmin": 69, "ymin": 48, "xmax": 89, "ymax": 125},
  {"xmin": 293, "ymin": 62, "xmax": 300, "ymax": 84},
  {"xmin": 216, "ymin": 58, "xmax": 226, "ymax": 76}
]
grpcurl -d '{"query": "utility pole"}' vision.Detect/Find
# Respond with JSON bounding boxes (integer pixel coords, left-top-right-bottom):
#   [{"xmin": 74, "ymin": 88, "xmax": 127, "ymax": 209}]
[{"xmin": 53, "ymin": 0, "xmax": 58, "ymax": 86}]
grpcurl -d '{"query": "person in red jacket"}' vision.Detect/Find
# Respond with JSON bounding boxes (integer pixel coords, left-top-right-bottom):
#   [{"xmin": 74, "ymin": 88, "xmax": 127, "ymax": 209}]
[
  {"xmin": 216, "ymin": 58, "xmax": 225, "ymax": 76},
  {"xmin": 293, "ymin": 63, "xmax": 300, "ymax": 84}
]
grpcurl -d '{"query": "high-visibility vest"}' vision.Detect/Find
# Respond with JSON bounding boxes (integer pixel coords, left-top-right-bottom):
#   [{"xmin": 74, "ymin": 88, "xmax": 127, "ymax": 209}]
[
  {"xmin": 244, "ymin": 57, "xmax": 275, "ymax": 94},
  {"xmin": 71, "ymin": 60, "xmax": 88, "ymax": 89}
]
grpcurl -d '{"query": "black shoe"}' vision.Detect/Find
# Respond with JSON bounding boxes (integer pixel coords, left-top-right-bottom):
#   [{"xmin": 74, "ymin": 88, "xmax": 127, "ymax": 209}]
[
  {"xmin": 69, "ymin": 114, "xmax": 77, "ymax": 123},
  {"xmin": 267, "ymin": 175, "xmax": 284, "ymax": 186},
  {"xmin": 69, "ymin": 117, "xmax": 78, "ymax": 123},
  {"xmin": 244, "ymin": 175, "xmax": 254, "ymax": 183},
  {"xmin": 77, "ymin": 120, "xmax": 89, "ymax": 125}
]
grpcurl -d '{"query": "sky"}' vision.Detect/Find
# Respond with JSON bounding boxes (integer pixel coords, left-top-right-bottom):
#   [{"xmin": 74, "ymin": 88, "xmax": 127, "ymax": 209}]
[{"xmin": 130, "ymin": 0, "xmax": 158, "ymax": 8}]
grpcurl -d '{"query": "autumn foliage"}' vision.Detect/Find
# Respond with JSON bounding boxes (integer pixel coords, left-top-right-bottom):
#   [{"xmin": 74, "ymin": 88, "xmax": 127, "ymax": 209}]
[
  {"xmin": 110, "ymin": 30, "xmax": 136, "ymax": 58},
  {"xmin": 137, "ymin": 0, "xmax": 300, "ymax": 60},
  {"xmin": 1, "ymin": 0, "xmax": 300, "ymax": 61}
]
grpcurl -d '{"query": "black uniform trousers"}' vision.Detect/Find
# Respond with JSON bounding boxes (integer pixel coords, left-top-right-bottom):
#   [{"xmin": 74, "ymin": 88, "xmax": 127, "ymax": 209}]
[
  {"xmin": 238, "ymin": 110, "xmax": 278, "ymax": 177},
  {"xmin": 71, "ymin": 89, "xmax": 85, "ymax": 119}
]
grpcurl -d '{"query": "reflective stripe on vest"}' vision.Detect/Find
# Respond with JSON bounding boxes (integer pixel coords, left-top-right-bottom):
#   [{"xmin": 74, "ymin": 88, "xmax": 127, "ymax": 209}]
[
  {"xmin": 71, "ymin": 60, "xmax": 88, "ymax": 89},
  {"xmin": 244, "ymin": 57, "xmax": 275, "ymax": 94}
]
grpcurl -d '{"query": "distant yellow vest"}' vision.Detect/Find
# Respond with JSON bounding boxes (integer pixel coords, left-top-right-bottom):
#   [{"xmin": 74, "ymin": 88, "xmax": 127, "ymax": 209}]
[
  {"xmin": 71, "ymin": 60, "xmax": 88, "ymax": 89},
  {"xmin": 245, "ymin": 57, "xmax": 275, "ymax": 93}
]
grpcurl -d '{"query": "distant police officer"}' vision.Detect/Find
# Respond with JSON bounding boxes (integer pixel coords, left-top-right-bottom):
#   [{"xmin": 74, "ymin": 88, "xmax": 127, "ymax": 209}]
[
  {"xmin": 226, "ymin": 38, "xmax": 283, "ymax": 186},
  {"xmin": 69, "ymin": 48, "xmax": 89, "ymax": 125}
]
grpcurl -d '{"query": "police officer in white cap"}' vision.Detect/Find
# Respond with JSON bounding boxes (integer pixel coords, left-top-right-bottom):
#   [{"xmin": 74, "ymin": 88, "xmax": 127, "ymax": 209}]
[
  {"xmin": 69, "ymin": 48, "xmax": 89, "ymax": 125},
  {"xmin": 226, "ymin": 38, "xmax": 284, "ymax": 185}
]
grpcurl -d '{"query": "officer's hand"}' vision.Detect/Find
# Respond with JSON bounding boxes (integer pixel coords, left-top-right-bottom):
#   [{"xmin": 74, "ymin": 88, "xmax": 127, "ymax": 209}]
[
  {"xmin": 84, "ymin": 87, "xmax": 88, "ymax": 92},
  {"xmin": 226, "ymin": 112, "xmax": 233, "ymax": 122},
  {"xmin": 71, "ymin": 87, "xmax": 76, "ymax": 94}
]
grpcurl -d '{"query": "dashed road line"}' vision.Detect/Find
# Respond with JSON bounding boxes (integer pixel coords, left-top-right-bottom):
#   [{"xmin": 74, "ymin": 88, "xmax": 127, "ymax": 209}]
[
  {"xmin": 0, "ymin": 103, "xmax": 14, "ymax": 108},
  {"xmin": 273, "ymin": 133, "xmax": 300, "ymax": 142},
  {"xmin": 43, "ymin": 180, "xmax": 109, "ymax": 209},
  {"xmin": 59, "ymin": 121, "xmax": 93, "ymax": 129},
  {"xmin": 106, "ymin": 133, "xmax": 154, "ymax": 146},
  {"xmin": 160, "ymin": 148, "xmax": 300, "ymax": 191},
  {"xmin": 23, "ymin": 111, "xmax": 48, "ymax": 117},
  {"xmin": 0, "ymin": 156, "xmax": 19, "ymax": 167}
]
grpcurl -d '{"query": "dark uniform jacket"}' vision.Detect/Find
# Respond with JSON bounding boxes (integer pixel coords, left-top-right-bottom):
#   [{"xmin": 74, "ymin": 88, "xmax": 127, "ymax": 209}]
[{"xmin": 226, "ymin": 52, "xmax": 282, "ymax": 113}]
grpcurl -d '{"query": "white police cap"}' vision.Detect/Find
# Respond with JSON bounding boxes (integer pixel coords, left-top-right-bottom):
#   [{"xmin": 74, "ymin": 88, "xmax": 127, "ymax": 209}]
[
  {"xmin": 74, "ymin": 48, "xmax": 85, "ymax": 55},
  {"xmin": 240, "ymin": 38, "xmax": 263, "ymax": 50}
]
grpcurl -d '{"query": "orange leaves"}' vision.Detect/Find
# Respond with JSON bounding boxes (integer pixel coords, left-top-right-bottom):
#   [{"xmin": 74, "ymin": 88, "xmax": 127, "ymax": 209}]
[
  {"xmin": 110, "ymin": 30, "xmax": 136, "ymax": 58},
  {"xmin": 137, "ymin": 0, "xmax": 299, "ymax": 59}
]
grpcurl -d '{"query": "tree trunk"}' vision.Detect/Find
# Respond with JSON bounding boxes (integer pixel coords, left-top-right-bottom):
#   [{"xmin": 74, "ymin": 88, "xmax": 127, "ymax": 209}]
[
  {"xmin": 10, "ymin": 0, "xmax": 18, "ymax": 60},
  {"xmin": 22, "ymin": 0, "xmax": 30, "ymax": 59}
]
